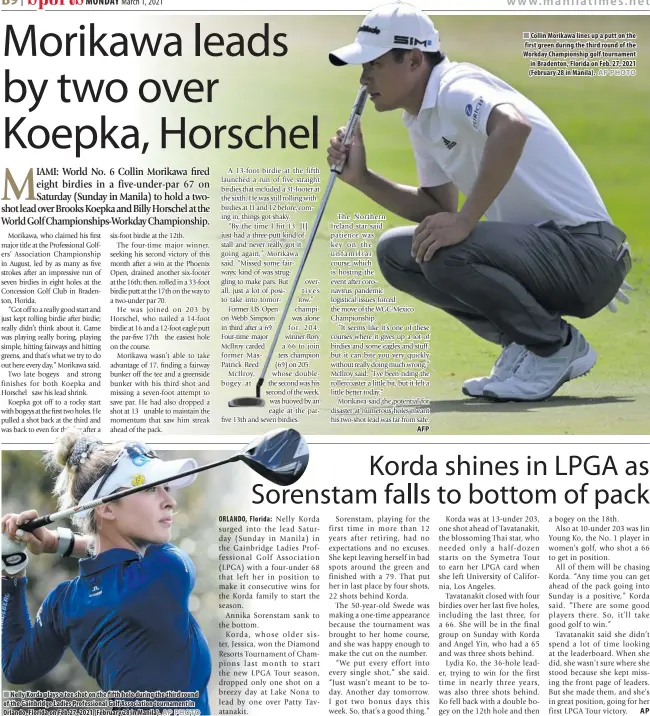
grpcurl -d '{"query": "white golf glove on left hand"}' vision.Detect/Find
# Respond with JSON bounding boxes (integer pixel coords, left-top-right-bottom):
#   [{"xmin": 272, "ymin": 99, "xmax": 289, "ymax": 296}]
[
  {"xmin": 607, "ymin": 280, "xmax": 633, "ymax": 313},
  {"xmin": 2, "ymin": 533, "xmax": 28, "ymax": 575}
]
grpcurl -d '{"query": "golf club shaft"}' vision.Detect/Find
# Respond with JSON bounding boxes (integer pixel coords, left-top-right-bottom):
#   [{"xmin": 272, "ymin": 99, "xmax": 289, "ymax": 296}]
[
  {"xmin": 256, "ymin": 170, "xmax": 337, "ymax": 397},
  {"xmin": 21, "ymin": 455, "xmax": 237, "ymax": 532},
  {"xmin": 256, "ymin": 86, "xmax": 369, "ymax": 399}
]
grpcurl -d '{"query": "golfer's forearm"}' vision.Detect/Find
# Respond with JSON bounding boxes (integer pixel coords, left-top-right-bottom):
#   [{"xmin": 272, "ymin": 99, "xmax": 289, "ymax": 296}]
[
  {"xmin": 1, "ymin": 581, "xmax": 65, "ymax": 684},
  {"xmin": 353, "ymin": 170, "xmax": 444, "ymax": 222},
  {"xmin": 460, "ymin": 123, "xmax": 531, "ymax": 225}
]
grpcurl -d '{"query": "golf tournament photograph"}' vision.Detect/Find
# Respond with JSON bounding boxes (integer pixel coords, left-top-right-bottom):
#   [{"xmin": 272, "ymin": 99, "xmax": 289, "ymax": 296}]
[
  {"xmin": 1, "ymin": 429, "xmax": 309, "ymax": 713},
  {"xmin": 206, "ymin": 10, "xmax": 649, "ymax": 435}
]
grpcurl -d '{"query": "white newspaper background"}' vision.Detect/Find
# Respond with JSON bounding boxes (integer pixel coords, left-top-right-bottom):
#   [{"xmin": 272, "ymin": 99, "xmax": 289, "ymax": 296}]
[
  {"xmin": 2, "ymin": 3, "xmax": 648, "ymax": 436},
  {"xmin": 1, "ymin": 1, "xmax": 649, "ymax": 715}
]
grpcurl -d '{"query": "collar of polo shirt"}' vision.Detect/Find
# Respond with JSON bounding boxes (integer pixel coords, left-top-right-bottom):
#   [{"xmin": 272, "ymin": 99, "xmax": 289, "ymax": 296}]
[{"xmin": 402, "ymin": 56, "xmax": 451, "ymax": 125}]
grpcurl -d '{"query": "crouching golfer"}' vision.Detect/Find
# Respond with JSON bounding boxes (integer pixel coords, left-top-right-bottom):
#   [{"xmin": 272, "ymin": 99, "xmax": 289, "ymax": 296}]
[
  {"xmin": 328, "ymin": 2, "xmax": 632, "ymax": 401},
  {"xmin": 1, "ymin": 430, "xmax": 212, "ymax": 714}
]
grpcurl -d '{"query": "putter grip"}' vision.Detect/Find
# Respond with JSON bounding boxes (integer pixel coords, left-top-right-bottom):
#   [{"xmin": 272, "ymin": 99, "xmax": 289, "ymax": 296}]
[{"xmin": 333, "ymin": 86, "xmax": 369, "ymax": 175}]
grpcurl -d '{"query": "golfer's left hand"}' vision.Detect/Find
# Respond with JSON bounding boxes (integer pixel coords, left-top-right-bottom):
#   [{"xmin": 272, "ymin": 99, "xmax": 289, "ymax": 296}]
[
  {"xmin": 607, "ymin": 280, "xmax": 633, "ymax": 313},
  {"xmin": 412, "ymin": 213, "xmax": 474, "ymax": 263}
]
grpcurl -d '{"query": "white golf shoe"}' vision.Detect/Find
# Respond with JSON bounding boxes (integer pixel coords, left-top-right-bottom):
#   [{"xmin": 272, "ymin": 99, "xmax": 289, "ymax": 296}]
[
  {"xmin": 483, "ymin": 326, "xmax": 596, "ymax": 402},
  {"xmin": 462, "ymin": 343, "xmax": 527, "ymax": 398}
]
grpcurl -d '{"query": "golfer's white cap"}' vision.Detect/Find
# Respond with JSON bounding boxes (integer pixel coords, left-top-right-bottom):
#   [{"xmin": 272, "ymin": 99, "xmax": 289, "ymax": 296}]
[
  {"xmin": 78, "ymin": 443, "xmax": 198, "ymax": 506},
  {"xmin": 329, "ymin": 2, "xmax": 440, "ymax": 66}
]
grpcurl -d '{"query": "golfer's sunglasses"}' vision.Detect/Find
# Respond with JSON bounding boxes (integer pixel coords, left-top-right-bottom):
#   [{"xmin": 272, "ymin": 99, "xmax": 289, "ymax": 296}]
[{"xmin": 92, "ymin": 443, "xmax": 158, "ymax": 500}]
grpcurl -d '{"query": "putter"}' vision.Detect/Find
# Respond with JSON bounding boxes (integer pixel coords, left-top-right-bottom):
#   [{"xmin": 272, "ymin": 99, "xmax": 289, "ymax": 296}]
[
  {"xmin": 17, "ymin": 429, "xmax": 309, "ymax": 533},
  {"xmin": 229, "ymin": 85, "xmax": 369, "ymax": 408}
]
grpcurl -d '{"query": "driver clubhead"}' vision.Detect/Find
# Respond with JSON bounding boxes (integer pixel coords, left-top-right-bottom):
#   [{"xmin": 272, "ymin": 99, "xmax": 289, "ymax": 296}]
[{"xmin": 237, "ymin": 428, "xmax": 308, "ymax": 486}]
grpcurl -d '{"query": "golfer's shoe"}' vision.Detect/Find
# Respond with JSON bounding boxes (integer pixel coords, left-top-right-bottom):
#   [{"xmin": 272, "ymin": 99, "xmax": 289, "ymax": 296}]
[
  {"xmin": 483, "ymin": 326, "xmax": 596, "ymax": 402},
  {"xmin": 462, "ymin": 343, "xmax": 527, "ymax": 398}
]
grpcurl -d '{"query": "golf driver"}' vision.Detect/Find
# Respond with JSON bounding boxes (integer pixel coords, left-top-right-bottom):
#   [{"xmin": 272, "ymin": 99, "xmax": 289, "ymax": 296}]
[
  {"xmin": 229, "ymin": 85, "xmax": 369, "ymax": 407},
  {"xmin": 14, "ymin": 428, "xmax": 309, "ymax": 534}
]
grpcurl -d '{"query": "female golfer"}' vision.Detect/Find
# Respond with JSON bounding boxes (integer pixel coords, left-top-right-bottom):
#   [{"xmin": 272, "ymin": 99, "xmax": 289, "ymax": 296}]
[{"xmin": 1, "ymin": 429, "xmax": 212, "ymax": 714}]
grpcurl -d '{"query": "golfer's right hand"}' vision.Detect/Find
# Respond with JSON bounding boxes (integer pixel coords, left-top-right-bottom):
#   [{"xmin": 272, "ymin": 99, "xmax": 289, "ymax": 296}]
[
  {"xmin": 327, "ymin": 123, "xmax": 367, "ymax": 186},
  {"xmin": 1, "ymin": 511, "xmax": 57, "ymax": 555}
]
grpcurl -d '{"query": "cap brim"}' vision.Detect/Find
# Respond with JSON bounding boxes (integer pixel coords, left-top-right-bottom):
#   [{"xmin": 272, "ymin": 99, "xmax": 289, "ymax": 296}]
[
  {"xmin": 157, "ymin": 458, "xmax": 198, "ymax": 489},
  {"xmin": 329, "ymin": 42, "xmax": 388, "ymax": 66},
  {"xmin": 79, "ymin": 455, "xmax": 200, "ymax": 505}
]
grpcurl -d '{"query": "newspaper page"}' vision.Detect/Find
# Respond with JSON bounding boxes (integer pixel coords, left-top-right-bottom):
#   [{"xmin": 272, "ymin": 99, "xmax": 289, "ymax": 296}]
[{"xmin": 1, "ymin": 0, "xmax": 649, "ymax": 715}]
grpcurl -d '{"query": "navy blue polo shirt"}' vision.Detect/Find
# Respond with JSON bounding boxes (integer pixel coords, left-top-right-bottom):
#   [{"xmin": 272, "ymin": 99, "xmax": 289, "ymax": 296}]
[{"xmin": 2, "ymin": 543, "xmax": 212, "ymax": 714}]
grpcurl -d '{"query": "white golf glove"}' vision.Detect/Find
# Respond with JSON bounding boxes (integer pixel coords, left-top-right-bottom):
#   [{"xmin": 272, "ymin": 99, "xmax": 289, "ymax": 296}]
[
  {"xmin": 607, "ymin": 281, "xmax": 633, "ymax": 313},
  {"xmin": 2, "ymin": 532, "xmax": 28, "ymax": 575}
]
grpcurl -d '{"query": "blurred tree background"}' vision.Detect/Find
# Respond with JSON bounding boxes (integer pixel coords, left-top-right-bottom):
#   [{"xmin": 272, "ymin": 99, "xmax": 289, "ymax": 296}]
[{"xmin": 1, "ymin": 445, "xmax": 251, "ymax": 707}]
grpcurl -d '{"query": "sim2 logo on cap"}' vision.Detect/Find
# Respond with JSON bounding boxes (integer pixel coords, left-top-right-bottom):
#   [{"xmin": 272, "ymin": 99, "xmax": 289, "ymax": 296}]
[
  {"xmin": 394, "ymin": 35, "xmax": 434, "ymax": 47},
  {"xmin": 131, "ymin": 474, "xmax": 146, "ymax": 487}
]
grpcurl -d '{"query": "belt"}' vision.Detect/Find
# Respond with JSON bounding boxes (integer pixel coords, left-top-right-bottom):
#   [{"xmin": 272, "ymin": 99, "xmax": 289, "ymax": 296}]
[
  {"xmin": 564, "ymin": 221, "xmax": 632, "ymax": 275},
  {"xmin": 565, "ymin": 221, "xmax": 627, "ymax": 247}
]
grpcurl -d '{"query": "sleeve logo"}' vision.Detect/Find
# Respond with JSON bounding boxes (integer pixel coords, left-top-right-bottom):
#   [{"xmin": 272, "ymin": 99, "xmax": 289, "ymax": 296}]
[{"xmin": 472, "ymin": 98, "xmax": 485, "ymax": 129}]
